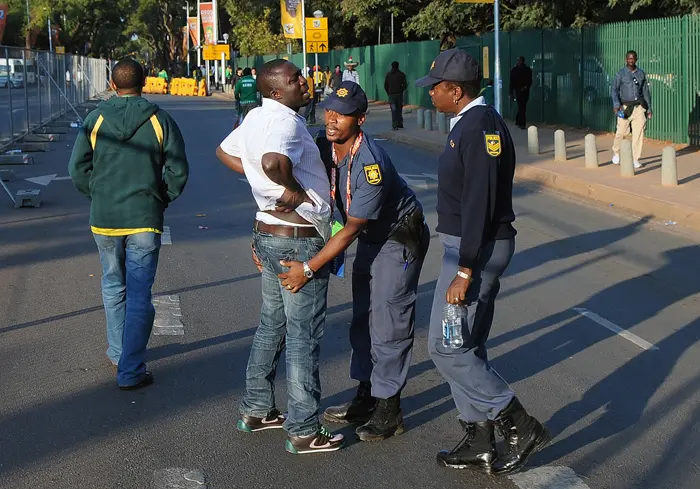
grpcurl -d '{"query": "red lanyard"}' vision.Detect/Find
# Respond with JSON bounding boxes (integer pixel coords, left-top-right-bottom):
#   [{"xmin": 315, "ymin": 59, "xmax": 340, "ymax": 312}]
[{"xmin": 330, "ymin": 131, "xmax": 364, "ymax": 218}]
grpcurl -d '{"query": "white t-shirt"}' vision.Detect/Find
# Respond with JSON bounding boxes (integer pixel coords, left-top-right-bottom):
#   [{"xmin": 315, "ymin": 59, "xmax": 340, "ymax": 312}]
[{"xmin": 219, "ymin": 98, "xmax": 331, "ymax": 239}]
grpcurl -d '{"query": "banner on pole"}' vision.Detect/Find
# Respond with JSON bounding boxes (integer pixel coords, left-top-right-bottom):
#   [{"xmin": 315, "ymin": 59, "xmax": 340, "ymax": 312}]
[
  {"xmin": 0, "ymin": 5, "xmax": 7, "ymax": 44},
  {"xmin": 281, "ymin": 0, "xmax": 302, "ymax": 39},
  {"xmin": 188, "ymin": 17, "xmax": 199, "ymax": 46},
  {"xmin": 182, "ymin": 26, "xmax": 188, "ymax": 56},
  {"xmin": 200, "ymin": 2, "xmax": 215, "ymax": 45}
]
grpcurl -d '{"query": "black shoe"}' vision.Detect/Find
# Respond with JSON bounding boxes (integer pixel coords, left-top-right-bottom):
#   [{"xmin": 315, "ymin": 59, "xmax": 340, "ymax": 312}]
[
  {"xmin": 119, "ymin": 371, "xmax": 153, "ymax": 391},
  {"xmin": 491, "ymin": 397, "xmax": 551, "ymax": 475},
  {"xmin": 355, "ymin": 393, "xmax": 404, "ymax": 442},
  {"xmin": 436, "ymin": 420, "xmax": 497, "ymax": 473},
  {"xmin": 237, "ymin": 409, "xmax": 286, "ymax": 432},
  {"xmin": 324, "ymin": 381, "xmax": 376, "ymax": 424}
]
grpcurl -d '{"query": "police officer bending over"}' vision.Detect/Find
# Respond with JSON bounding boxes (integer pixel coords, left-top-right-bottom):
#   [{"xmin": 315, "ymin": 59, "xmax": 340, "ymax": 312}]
[
  {"xmin": 279, "ymin": 81, "xmax": 429, "ymax": 442},
  {"xmin": 415, "ymin": 49, "xmax": 549, "ymax": 475}
]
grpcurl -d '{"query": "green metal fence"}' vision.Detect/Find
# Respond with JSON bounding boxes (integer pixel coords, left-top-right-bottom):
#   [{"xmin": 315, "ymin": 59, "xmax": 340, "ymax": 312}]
[{"xmin": 238, "ymin": 15, "xmax": 700, "ymax": 145}]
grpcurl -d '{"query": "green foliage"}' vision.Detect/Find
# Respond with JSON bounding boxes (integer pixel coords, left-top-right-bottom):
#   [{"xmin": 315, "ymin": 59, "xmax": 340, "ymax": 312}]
[
  {"xmin": 233, "ymin": 7, "xmax": 288, "ymax": 56},
  {"xmin": 2, "ymin": 0, "xmax": 700, "ymax": 61}
]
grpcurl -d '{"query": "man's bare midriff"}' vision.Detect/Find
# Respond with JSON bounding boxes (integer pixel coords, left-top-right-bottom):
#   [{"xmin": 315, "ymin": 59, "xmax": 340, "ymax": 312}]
[{"xmin": 263, "ymin": 210, "xmax": 312, "ymax": 225}]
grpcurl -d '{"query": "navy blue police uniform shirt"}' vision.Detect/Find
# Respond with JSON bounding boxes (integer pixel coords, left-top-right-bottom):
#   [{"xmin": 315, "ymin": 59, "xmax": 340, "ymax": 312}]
[
  {"xmin": 436, "ymin": 104, "xmax": 517, "ymax": 269},
  {"xmin": 335, "ymin": 133, "xmax": 418, "ymax": 242}
]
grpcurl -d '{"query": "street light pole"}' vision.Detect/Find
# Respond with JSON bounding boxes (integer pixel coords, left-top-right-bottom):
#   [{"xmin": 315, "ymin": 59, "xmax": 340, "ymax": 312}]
[
  {"xmin": 494, "ymin": 0, "xmax": 502, "ymax": 114},
  {"xmin": 47, "ymin": 17, "xmax": 52, "ymax": 52},
  {"xmin": 196, "ymin": 0, "xmax": 201, "ymax": 68},
  {"xmin": 184, "ymin": 2, "xmax": 190, "ymax": 77}
]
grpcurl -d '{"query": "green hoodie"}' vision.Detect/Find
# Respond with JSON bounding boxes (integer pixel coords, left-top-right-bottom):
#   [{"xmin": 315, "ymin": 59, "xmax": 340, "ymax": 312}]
[{"xmin": 69, "ymin": 96, "xmax": 189, "ymax": 231}]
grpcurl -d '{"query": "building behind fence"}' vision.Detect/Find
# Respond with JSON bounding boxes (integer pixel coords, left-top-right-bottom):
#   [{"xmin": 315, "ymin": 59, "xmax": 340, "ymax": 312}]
[
  {"xmin": 0, "ymin": 46, "xmax": 109, "ymax": 149},
  {"xmin": 237, "ymin": 15, "xmax": 700, "ymax": 145}
]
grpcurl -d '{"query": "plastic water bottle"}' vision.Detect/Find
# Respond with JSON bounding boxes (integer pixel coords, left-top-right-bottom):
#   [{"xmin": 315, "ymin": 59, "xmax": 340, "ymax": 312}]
[
  {"xmin": 442, "ymin": 303, "xmax": 467, "ymax": 349},
  {"xmin": 617, "ymin": 109, "xmax": 625, "ymax": 119}
]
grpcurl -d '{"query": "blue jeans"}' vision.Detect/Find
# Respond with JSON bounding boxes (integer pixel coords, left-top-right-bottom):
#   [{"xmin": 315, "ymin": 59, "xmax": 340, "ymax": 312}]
[
  {"xmin": 240, "ymin": 231, "xmax": 328, "ymax": 437},
  {"xmin": 93, "ymin": 232, "xmax": 161, "ymax": 386}
]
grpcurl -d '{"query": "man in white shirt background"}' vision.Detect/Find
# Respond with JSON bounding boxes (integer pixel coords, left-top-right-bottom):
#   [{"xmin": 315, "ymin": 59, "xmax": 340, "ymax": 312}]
[{"xmin": 216, "ymin": 59, "xmax": 344, "ymax": 455}]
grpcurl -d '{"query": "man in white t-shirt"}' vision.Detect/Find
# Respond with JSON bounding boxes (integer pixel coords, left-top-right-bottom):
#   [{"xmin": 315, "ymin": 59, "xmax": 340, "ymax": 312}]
[{"xmin": 216, "ymin": 59, "xmax": 344, "ymax": 455}]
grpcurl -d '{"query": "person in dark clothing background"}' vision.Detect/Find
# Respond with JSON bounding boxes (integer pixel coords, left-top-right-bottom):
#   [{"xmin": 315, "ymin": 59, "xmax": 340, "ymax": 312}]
[
  {"xmin": 510, "ymin": 56, "xmax": 532, "ymax": 129},
  {"xmin": 330, "ymin": 64, "xmax": 343, "ymax": 92},
  {"xmin": 416, "ymin": 48, "xmax": 549, "ymax": 475},
  {"xmin": 384, "ymin": 61, "xmax": 407, "ymax": 130}
]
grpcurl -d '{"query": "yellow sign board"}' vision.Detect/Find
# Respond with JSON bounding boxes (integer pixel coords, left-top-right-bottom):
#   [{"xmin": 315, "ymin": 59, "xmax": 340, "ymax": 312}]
[
  {"xmin": 55, "ymin": 46, "xmax": 65, "ymax": 54},
  {"xmin": 305, "ymin": 17, "xmax": 329, "ymax": 52},
  {"xmin": 305, "ymin": 18, "xmax": 328, "ymax": 31},
  {"xmin": 307, "ymin": 42, "xmax": 329, "ymax": 54},
  {"xmin": 202, "ymin": 44, "xmax": 230, "ymax": 60},
  {"xmin": 308, "ymin": 29, "xmax": 328, "ymax": 43}
]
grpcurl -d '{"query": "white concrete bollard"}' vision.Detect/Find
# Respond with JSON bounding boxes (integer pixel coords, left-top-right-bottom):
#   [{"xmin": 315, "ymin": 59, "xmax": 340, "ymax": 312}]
[
  {"xmin": 620, "ymin": 139, "xmax": 635, "ymax": 177},
  {"xmin": 527, "ymin": 126, "xmax": 539, "ymax": 155},
  {"xmin": 554, "ymin": 130, "xmax": 567, "ymax": 162},
  {"xmin": 424, "ymin": 110, "xmax": 433, "ymax": 131},
  {"xmin": 584, "ymin": 134, "xmax": 599, "ymax": 169},
  {"xmin": 661, "ymin": 146, "xmax": 678, "ymax": 186},
  {"xmin": 417, "ymin": 108, "xmax": 425, "ymax": 129}
]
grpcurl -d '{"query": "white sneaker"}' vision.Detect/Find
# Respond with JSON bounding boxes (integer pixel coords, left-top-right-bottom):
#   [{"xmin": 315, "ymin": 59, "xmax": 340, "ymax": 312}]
[
  {"xmin": 634, "ymin": 161, "xmax": 643, "ymax": 169},
  {"xmin": 611, "ymin": 154, "xmax": 620, "ymax": 165}
]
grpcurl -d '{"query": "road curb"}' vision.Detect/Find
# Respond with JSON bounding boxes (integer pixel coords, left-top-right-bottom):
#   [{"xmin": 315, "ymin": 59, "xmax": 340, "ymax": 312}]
[{"xmin": 377, "ymin": 131, "xmax": 700, "ymax": 232}]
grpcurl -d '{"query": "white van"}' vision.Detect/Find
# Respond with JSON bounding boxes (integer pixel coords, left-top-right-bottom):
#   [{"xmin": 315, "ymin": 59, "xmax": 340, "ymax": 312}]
[{"xmin": 0, "ymin": 58, "xmax": 37, "ymax": 84}]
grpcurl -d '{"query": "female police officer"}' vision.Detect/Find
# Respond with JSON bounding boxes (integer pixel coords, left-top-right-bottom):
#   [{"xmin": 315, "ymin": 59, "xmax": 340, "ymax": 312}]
[
  {"xmin": 415, "ymin": 49, "xmax": 550, "ymax": 474},
  {"xmin": 278, "ymin": 81, "xmax": 429, "ymax": 442}
]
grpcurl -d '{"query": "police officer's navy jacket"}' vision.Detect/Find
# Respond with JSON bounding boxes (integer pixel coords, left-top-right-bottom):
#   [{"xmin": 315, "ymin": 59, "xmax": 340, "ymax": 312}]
[
  {"xmin": 437, "ymin": 100, "xmax": 516, "ymax": 268},
  {"xmin": 334, "ymin": 133, "xmax": 418, "ymax": 243}
]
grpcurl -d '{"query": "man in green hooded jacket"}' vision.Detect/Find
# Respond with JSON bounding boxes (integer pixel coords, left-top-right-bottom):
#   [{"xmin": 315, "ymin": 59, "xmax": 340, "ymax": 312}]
[{"xmin": 69, "ymin": 58, "xmax": 189, "ymax": 391}]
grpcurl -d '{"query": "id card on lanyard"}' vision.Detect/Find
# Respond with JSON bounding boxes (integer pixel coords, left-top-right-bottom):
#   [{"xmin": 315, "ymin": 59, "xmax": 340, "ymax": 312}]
[{"xmin": 328, "ymin": 132, "xmax": 365, "ymax": 278}]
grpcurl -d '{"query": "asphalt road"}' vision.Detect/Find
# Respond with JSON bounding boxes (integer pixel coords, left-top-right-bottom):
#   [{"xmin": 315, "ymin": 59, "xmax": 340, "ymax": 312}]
[{"xmin": 1, "ymin": 96, "xmax": 699, "ymax": 489}]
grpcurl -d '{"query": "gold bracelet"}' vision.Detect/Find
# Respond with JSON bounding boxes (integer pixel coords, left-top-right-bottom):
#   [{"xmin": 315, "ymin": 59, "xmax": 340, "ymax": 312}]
[{"xmin": 456, "ymin": 270, "xmax": 472, "ymax": 282}]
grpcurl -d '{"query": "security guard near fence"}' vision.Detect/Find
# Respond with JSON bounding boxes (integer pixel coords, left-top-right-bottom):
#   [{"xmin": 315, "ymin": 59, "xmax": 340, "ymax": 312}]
[
  {"xmin": 278, "ymin": 81, "xmax": 430, "ymax": 442},
  {"xmin": 415, "ymin": 48, "xmax": 550, "ymax": 475}
]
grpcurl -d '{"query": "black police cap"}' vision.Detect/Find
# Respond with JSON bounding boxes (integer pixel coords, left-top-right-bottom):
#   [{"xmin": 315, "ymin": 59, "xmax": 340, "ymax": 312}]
[
  {"xmin": 415, "ymin": 48, "xmax": 482, "ymax": 87},
  {"xmin": 320, "ymin": 81, "xmax": 368, "ymax": 115}
]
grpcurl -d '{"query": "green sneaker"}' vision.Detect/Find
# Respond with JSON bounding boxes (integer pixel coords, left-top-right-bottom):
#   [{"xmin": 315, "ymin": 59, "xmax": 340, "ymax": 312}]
[{"xmin": 285, "ymin": 426, "xmax": 344, "ymax": 455}]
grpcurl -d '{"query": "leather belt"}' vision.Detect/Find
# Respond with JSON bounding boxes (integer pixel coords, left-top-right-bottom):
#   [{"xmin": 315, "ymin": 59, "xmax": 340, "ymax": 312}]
[{"xmin": 254, "ymin": 220, "xmax": 320, "ymax": 238}]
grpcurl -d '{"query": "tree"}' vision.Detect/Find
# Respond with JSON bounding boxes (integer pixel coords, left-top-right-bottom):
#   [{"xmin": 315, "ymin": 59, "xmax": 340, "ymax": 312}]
[{"xmin": 127, "ymin": 0, "xmax": 185, "ymax": 70}]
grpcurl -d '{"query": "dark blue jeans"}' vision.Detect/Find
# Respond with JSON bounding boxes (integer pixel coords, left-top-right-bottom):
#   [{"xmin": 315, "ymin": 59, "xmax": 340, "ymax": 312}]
[
  {"xmin": 93, "ymin": 232, "xmax": 161, "ymax": 387},
  {"xmin": 240, "ymin": 230, "xmax": 328, "ymax": 437}
]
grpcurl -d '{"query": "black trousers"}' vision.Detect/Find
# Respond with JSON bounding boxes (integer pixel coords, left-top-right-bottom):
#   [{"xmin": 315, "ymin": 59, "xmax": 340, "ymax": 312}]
[
  {"xmin": 515, "ymin": 90, "xmax": 529, "ymax": 128},
  {"xmin": 388, "ymin": 93, "xmax": 404, "ymax": 129}
]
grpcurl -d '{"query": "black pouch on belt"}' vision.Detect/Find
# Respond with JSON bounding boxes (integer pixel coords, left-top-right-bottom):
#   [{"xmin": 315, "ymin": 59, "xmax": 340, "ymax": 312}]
[
  {"xmin": 622, "ymin": 100, "xmax": 640, "ymax": 119},
  {"xmin": 389, "ymin": 209, "xmax": 430, "ymax": 261}
]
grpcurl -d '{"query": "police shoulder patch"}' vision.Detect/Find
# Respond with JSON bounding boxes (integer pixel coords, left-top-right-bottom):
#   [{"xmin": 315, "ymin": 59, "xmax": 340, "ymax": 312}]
[
  {"xmin": 484, "ymin": 133, "xmax": 501, "ymax": 157},
  {"xmin": 364, "ymin": 164, "xmax": 382, "ymax": 185}
]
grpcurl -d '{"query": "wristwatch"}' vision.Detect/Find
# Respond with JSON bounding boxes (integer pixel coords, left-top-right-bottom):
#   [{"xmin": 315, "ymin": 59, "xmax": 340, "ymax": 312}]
[{"xmin": 303, "ymin": 261, "xmax": 314, "ymax": 279}]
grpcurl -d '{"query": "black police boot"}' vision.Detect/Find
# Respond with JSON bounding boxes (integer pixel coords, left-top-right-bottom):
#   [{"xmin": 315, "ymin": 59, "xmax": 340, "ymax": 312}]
[
  {"xmin": 323, "ymin": 382, "xmax": 376, "ymax": 424},
  {"xmin": 491, "ymin": 397, "xmax": 552, "ymax": 475},
  {"xmin": 355, "ymin": 392, "xmax": 404, "ymax": 442},
  {"xmin": 436, "ymin": 420, "xmax": 497, "ymax": 473}
]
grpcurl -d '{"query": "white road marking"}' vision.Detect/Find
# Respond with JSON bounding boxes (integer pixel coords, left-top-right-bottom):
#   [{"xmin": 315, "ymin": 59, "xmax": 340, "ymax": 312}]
[
  {"xmin": 573, "ymin": 307, "xmax": 659, "ymax": 351},
  {"xmin": 53, "ymin": 175, "xmax": 71, "ymax": 181},
  {"xmin": 509, "ymin": 466, "xmax": 591, "ymax": 489},
  {"xmin": 152, "ymin": 468, "xmax": 207, "ymax": 488},
  {"xmin": 152, "ymin": 295, "xmax": 184, "ymax": 336},
  {"xmin": 25, "ymin": 174, "xmax": 56, "ymax": 186},
  {"xmin": 161, "ymin": 226, "xmax": 172, "ymax": 245}
]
